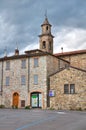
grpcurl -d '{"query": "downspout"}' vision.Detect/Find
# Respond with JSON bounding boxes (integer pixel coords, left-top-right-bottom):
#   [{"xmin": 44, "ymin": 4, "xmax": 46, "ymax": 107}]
[
  {"xmin": 1, "ymin": 60, "xmax": 3, "ymax": 105},
  {"xmin": 28, "ymin": 57, "xmax": 31, "ymax": 107},
  {"xmin": 1, "ymin": 60, "xmax": 3, "ymax": 95},
  {"xmin": 28, "ymin": 57, "xmax": 30, "ymax": 92}
]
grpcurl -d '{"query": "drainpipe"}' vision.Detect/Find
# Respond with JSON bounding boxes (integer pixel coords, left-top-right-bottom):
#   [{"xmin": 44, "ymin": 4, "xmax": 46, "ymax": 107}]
[
  {"xmin": 1, "ymin": 60, "xmax": 3, "ymax": 105},
  {"xmin": 28, "ymin": 57, "xmax": 30, "ymax": 92}
]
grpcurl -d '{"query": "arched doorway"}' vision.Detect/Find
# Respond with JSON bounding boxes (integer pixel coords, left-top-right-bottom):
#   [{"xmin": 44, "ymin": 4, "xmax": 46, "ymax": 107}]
[
  {"xmin": 13, "ymin": 92, "xmax": 19, "ymax": 107},
  {"xmin": 31, "ymin": 92, "xmax": 42, "ymax": 108}
]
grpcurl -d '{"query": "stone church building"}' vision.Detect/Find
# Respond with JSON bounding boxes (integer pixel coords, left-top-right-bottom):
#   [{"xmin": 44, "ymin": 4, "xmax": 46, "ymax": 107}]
[{"xmin": 0, "ymin": 17, "xmax": 86, "ymax": 110}]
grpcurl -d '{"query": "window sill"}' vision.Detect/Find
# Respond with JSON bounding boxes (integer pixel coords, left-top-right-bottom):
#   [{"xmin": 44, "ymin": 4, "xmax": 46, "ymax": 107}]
[
  {"xmin": 64, "ymin": 93, "xmax": 76, "ymax": 95},
  {"xmin": 34, "ymin": 84, "xmax": 38, "ymax": 85}
]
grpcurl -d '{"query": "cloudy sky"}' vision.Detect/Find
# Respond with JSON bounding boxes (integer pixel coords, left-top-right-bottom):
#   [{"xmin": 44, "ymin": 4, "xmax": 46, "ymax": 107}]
[{"xmin": 0, "ymin": 0, "xmax": 86, "ymax": 57}]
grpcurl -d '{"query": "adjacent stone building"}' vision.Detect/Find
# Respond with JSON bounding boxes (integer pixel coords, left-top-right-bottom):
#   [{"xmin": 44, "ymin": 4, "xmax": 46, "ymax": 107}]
[
  {"xmin": 49, "ymin": 66, "xmax": 86, "ymax": 110},
  {"xmin": 0, "ymin": 17, "xmax": 86, "ymax": 110}
]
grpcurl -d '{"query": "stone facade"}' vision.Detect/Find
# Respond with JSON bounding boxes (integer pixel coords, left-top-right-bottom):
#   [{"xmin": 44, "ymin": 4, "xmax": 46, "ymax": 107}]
[
  {"xmin": 49, "ymin": 67, "xmax": 86, "ymax": 110},
  {"xmin": 56, "ymin": 51, "xmax": 86, "ymax": 70},
  {"xmin": 28, "ymin": 54, "xmax": 59, "ymax": 109},
  {"xmin": 29, "ymin": 56, "xmax": 47, "ymax": 108},
  {"xmin": 70, "ymin": 54, "xmax": 86, "ymax": 70},
  {"xmin": 0, "ymin": 17, "xmax": 86, "ymax": 110},
  {"xmin": 0, "ymin": 51, "xmax": 59, "ymax": 109},
  {"xmin": 0, "ymin": 61, "xmax": 3, "ymax": 92},
  {"xmin": 39, "ymin": 17, "xmax": 54, "ymax": 54},
  {"xmin": 39, "ymin": 35, "xmax": 53, "ymax": 54},
  {"xmin": 1, "ymin": 58, "xmax": 29, "ymax": 108}
]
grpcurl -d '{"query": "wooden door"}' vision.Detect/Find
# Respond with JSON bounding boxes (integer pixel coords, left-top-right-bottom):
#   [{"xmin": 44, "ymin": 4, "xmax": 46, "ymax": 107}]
[{"xmin": 13, "ymin": 93, "xmax": 19, "ymax": 107}]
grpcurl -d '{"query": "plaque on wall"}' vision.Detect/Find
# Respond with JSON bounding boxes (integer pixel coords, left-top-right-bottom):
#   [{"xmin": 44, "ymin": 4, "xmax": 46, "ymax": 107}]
[{"xmin": 49, "ymin": 90, "xmax": 55, "ymax": 97}]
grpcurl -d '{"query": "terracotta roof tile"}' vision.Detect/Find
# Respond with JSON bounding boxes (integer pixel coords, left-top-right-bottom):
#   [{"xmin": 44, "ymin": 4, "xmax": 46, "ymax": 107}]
[{"xmin": 54, "ymin": 49, "xmax": 86, "ymax": 57}]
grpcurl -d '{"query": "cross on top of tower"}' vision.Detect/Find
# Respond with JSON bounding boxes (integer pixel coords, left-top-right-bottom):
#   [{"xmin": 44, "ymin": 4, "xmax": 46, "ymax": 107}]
[
  {"xmin": 42, "ymin": 12, "xmax": 51, "ymax": 26},
  {"xmin": 45, "ymin": 10, "xmax": 47, "ymax": 19}
]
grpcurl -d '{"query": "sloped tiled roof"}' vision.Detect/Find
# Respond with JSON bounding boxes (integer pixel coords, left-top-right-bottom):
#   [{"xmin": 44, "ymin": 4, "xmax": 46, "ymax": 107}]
[
  {"xmin": 0, "ymin": 49, "xmax": 55, "ymax": 61},
  {"xmin": 54, "ymin": 49, "xmax": 86, "ymax": 57}
]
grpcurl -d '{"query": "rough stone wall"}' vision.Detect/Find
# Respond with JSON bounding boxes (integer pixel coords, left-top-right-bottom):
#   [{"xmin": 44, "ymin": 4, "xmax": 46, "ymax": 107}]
[
  {"xmin": 58, "ymin": 58, "xmax": 69, "ymax": 70},
  {"xmin": 0, "ymin": 62, "xmax": 3, "ymax": 105},
  {"xmin": 39, "ymin": 35, "xmax": 53, "ymax": 54},
  {"xmin": 50, "ymin": 67, "xmax": 86, "ymax": 110},
  {"xmin": 29, "ymin": 55, "xmax": 60, "ymax": 109},
  {"xmin": 60, "ymin": 53, "xmax": 86, "ymax": 70},
  {"xmin": 47, "ymin": 55, "xmax": 59, "ymax": 76},
  {"xmin": 0, "ymin": 95, "xmax": 1, "ymax": 104},
  {"xmin": 2, "ymin": 58, "xmax": 29, "ymax": 108},
  {"xmin": 70, "ymin": 54, "xmax": 86, "ymax": 70},
  {"xmin": 29, "ymin": 56, "xmax": 47, "ymax": 108},
  {"xmin": 0, "ymin": 61, "xmax": 3, "ymax": 92}
]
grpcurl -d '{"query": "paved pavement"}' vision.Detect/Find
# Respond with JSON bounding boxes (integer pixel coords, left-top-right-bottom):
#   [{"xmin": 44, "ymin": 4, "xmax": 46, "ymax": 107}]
[{"xmin": 0, "ymin": 109, "xmax": 86, "ymax": 130}]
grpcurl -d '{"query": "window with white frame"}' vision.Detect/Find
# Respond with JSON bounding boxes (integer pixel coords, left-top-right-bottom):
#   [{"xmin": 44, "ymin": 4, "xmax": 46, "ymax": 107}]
[
  {"xmin": 34, "ymin": 58, "xmax": 38, "ymax": 67},
  {"xmin": 21, "ymin": 59, "xmax": 26, "ymax": 68},
  {"xmin": 6, "ymin": 77, "xmax": 10, "ymax": 86},
  {"xmin": 21, "ymin": 75, "xmax": 26, "ymax": 85},
  {"xmin": 34, "ymin": 75, "xmax": 38, "ymax": 84},
  {"xmin": 6, "ymin": 61, "xmax": 10, "ymax": 70}
]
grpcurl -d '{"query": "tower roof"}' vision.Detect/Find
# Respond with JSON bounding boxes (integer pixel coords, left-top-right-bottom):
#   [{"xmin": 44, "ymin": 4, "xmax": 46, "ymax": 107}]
[{"xmin": 41, "ymin": 17, "xmax": 51, "ymax": 26}]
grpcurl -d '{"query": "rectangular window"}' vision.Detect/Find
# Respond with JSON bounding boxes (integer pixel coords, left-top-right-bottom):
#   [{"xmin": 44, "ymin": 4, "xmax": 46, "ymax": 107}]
[
  {"xmin": 34, "ymin": 58, "xmax": 38, "ymax": 67},
  {"xmin": 21, "ymin": 100, "xmax": 25, "ymax": 107},
  {"xmin": 64, "ymin": 84, "xmax": 69, "ymax": 94},
  {"xmin": 6, "ymin": 61, "xmax": 10, "ymax": 70},
  {"xmin": 70, "ymin": 84, "xmax": 75, "ymax": 94},
  {"xmin": 64, "ymin": 84, "xmax": 75, "ymax": 94},
  {"xmin": 21, "ymin": 75, "xmax": 26, "ymax": 85},
  {"xmin": 21, "ymin": 59, "xmax": 26, "ymax": 68},
  {"xmin": 6, "ymin": 77, "xmax": 10, "ymax": 86},
  {"xmin": 34, "ymin": 75, "xmax": 38, "ymax": 84}
]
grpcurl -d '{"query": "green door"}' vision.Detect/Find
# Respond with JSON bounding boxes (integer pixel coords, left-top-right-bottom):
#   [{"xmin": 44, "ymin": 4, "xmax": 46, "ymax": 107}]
[{"xmin": 31, "ymin": 92, "xmax": 42, "ymax": 108}]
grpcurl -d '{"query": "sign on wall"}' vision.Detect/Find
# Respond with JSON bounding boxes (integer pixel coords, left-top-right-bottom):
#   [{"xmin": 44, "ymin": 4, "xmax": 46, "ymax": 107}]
[{"xmin": 49, "ymin": 90, "xmax": 55, "ymax": 97}]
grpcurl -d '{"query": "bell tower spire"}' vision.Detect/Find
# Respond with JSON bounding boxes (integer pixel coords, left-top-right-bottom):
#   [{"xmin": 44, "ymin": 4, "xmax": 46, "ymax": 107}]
[
  {"xmin": 39, "ymin": 15, "xmax": 54, "ymax": 54},
  {"xmin": 45, "ymin": 9, "xmax": 47, "ymax": 19}
]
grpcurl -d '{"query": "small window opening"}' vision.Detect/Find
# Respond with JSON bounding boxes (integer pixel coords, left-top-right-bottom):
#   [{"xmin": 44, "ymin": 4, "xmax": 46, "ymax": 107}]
[
  {"xmin": 49, "ymin": 42, "xmax": 52, "ymax": 50},
  {"xmin": 42, "ymin": 41, "xmax": 46, "ymax": 49},
  {"xmin": 21, "ymin": 100, "xmax": 25, "ymax": 107},
  {"xmin": 46, "ymin": 26, "xmax": 48, "ymax": 31}
]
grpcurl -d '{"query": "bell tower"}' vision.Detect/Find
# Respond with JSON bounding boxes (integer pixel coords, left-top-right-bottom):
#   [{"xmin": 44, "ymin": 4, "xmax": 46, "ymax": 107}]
[{"xmin": 39, "ymin": 16, "xmax": 54, "ymax": 54}]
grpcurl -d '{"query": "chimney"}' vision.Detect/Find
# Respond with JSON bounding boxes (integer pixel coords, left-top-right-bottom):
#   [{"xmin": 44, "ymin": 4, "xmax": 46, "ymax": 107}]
[
  {"xmin": 61, "ymin": 47, "xmax": 63, "ymax": 53},
  {"xmin": 4, "ymin": 47, "xmax": 7, "ymax": 57},
  {"xmin": 15, "ymin": 48, "xmax": 19, "ymax": 55}
]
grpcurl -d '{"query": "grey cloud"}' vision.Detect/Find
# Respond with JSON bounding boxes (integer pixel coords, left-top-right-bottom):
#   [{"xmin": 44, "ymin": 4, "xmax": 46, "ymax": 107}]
[{"xmin": 0, "ymin": 0, "xmax": 86, "ymax": 56}]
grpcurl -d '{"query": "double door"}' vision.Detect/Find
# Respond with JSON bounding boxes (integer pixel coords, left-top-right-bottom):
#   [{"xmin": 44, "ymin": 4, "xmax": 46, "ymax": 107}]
[{"xmin": 31, "ymin": 92, "xmax": 42, "ymax": 108}]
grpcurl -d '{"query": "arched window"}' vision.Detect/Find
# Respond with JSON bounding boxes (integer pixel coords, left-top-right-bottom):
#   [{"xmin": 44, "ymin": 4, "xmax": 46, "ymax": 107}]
[
  {"xmin": 46, "ymin": 26, "xmax": 48, "ymax": 31},
  {"xmin": 42, "ymin": 41, "xmax": 46, "ymax": 49},
  {"xmin": 49, "ymin": 42, "xmax": 52, "ymax": 50}
]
